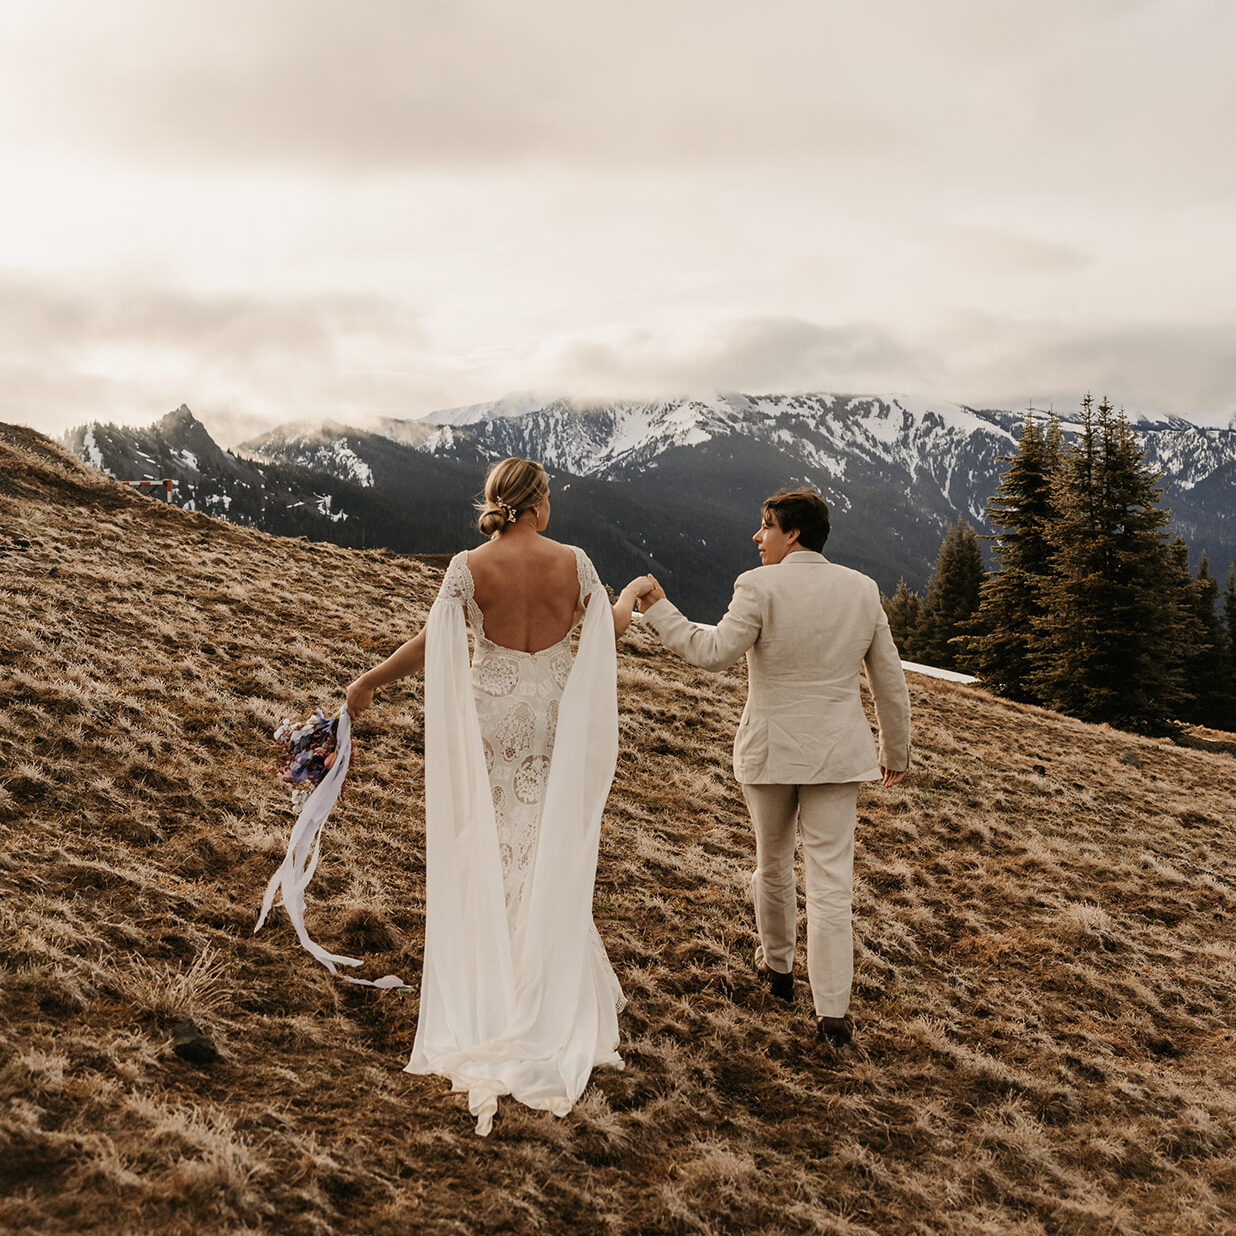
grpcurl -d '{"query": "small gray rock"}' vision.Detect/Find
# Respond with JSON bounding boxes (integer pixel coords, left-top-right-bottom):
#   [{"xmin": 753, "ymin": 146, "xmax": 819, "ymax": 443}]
[
  {"xmin": 1118, "ymin": 752, "xmax": 1143, "ymax": 768},
  {"xmin": 172, "ymin": 1019, "xmax": 219, "ymax": 1064}
]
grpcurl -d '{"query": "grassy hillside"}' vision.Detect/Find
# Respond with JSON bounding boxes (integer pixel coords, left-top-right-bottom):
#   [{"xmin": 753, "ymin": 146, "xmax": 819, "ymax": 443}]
[{"xmin": 2, "ymin": 423, "xmax": 1234, "ymax": 1236}]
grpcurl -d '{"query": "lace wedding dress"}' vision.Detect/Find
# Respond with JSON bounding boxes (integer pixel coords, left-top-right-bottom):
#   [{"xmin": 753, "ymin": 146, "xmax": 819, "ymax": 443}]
[{"xmin": 405, "ymin": 546, "xmax": 626, "ymax": 1134}]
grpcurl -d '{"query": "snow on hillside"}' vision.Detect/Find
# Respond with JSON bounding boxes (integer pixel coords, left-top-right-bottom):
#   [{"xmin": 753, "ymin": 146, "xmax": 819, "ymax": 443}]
[
  {"xmin": 902, "ymin": 660, "xmax": 979, "ymax": 684},
  {"xmin": 80, "ymin": 427, "xmax": 105, "ymax": 471},
  {"xmin": 424, "ymin": 392, "xmax": 554, "ymax": 427},
  {"xmin": 410, "ymin": 392, "xmax": 1022, "ymax": 489}
]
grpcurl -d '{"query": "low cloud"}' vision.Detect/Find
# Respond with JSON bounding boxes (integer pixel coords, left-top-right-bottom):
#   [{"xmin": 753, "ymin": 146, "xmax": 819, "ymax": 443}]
[
  {"xmin": 6, "ymin": 274, "xmax": 1232, "ymax": 450},
  {"xmin": 0, "ymin": 273, "xmax": 453, "ymax": 444},
  {"xmin": 0, "ymin": 274, "xmax": 422, "ymax": 362},
  {"xmin": 521, "ymin": 318, "xmax": 941, "ymax": 402},
  {"xmin": 514, "ymin": 313, "xmax": 1236, "ymax": 424},
  {"xmin": 960, "ymin": 322, "xmax": 1236, "ymax": 422}
]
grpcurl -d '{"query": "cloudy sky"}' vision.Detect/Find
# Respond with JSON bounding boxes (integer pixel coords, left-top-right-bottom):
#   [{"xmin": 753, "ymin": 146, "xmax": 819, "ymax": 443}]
[{"xmin": 2, "ymin": 0, "xmax": 1234, "ymax": 445}]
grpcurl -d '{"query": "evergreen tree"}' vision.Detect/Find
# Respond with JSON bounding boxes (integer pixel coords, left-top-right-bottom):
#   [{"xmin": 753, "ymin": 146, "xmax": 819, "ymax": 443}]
[
  {"xmin": 1164, "ymin": 537, "xmax": 1206, "ymax": 725},
  {"xmin": 1179, "ymin": 551, "xmax": 1230, "ymax": 729},
  {"xmin": 914, "ymin": 518, "xmax": 984, "ymax": 670},
  {"xmin": 1225, "ymin": 564, "xmax": 1236, "ymax": 677},
  {"xmin": 1034, "ymin": 396, "xmax": 1184, "ymax": 731},
  {"xmin": 1219, "ymin": 563, "xmax": 1236, "ymax": 729},
  {"xmin": 963, "ymin": 410, "xmax": 1060, "ymax": 700},
  {"xmin": 882, "ymin": 581, "xmax": 921, "ymax": 660}
]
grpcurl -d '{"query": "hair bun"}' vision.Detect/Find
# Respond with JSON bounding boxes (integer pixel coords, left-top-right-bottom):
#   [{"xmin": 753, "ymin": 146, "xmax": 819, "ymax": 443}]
[{"xmin": 475, "ymin": 457, "xmax": 549, "ymax": 537}]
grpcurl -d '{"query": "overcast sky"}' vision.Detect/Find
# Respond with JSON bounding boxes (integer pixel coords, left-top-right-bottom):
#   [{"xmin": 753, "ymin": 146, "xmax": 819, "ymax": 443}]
[{"xmin": 2, "ymin": 0, "xmax": 1234, "ymax": 445}]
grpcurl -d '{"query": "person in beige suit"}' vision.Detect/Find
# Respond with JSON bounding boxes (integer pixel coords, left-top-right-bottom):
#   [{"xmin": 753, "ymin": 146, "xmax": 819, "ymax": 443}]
[{"xmin": 637, "ymin": 488, "xmax": 911, "ymax": 1045}]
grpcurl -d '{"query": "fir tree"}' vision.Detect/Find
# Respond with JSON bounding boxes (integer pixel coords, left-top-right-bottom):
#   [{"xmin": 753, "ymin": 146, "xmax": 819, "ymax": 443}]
[
  {"xmin": 1164, "ymin": 538, "xmax": 1206, "ymax": 725},
  {"xmin": 882, "ymin": 581, "xmax": 921, "ymax": 660},
  {"xmin": 914, "ymin": 518, "xmax": 984, "ymax": 670},
  {"xmin": 1220, "ymin": 563, "xmax": 1236, "ymax": 729},
  {"xmin": 1180, "ymin": 552, "xmax": 1230, "ymax": 729},
  {"xmin": 1225, "ymin": 564, "xmax": 1236, "ymax": 672},
  {"xmin": 963, "ymin": 410, "xmax": 1060, "ymax": 701},
  {"xmin": 1034, "ymin": 396, "xmax": 1184, "ymax": 731}
]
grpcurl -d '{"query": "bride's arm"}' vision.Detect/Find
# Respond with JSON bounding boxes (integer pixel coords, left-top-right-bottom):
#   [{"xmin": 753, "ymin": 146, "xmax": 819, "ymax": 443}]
[
  {"xmin": 346, "ymin": 628, "xmax": 427, "ymax": 717},
  {"xmin": 612, "ymin": 577, "xmax": 654, "ymax": 637}
]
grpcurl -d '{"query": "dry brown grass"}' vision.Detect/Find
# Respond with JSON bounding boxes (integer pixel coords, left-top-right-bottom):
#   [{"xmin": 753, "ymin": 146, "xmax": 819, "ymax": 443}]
[{"xmin": 2, "ymin": 422, "xmax": 1235, "ymax": 1235}]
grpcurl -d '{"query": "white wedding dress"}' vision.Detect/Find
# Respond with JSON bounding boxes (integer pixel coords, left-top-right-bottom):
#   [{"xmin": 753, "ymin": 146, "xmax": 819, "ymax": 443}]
[{"xmin": 405, "ymin": 546, "xmax": 626, "ymax": 1134}]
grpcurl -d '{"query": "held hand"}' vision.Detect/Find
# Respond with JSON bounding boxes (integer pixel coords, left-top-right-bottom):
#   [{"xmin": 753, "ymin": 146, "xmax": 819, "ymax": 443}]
[
  {"xmin": 881, "ymin": 766, "xmax": 906, "ymax": 788},
  {"xmin": 622, "ymin": 575, "xmax": 654, "ymax": 601},
  {"xmin": 346, "ymin": 676, "xmax": 375, "ymax": 720},
  {"xmin": 637, "ymin": 574, "xmax": 667, "ymax": 611}
]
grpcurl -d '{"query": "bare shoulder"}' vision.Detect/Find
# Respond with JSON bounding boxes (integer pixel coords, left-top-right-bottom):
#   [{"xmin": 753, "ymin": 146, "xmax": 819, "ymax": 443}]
[
  {"xmin": 539, "ymin": 536, "xmax": 580, "ymax": 562},
  {"xmin": 524, "ymin": 536, "xmax": 579, "ymax": 574},
  {"xmin": 467, "ymin": 536, "xmax": 577, "ymax": 583}
]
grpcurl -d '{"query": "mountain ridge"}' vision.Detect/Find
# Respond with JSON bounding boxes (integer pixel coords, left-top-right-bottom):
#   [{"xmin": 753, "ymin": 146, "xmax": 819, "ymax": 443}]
[{"xmin": 63, "ymin": 392, "xmax": 1236, "ymax": 620}]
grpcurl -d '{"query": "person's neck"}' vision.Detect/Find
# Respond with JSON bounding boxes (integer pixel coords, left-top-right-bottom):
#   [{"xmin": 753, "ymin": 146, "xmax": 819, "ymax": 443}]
[{"xmin": 500, "ymin": 519, "xmax": 540, "ymax": 539}]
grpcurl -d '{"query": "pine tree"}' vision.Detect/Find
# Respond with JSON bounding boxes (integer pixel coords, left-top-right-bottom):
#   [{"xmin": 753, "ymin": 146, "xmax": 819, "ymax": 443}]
[
  {"xmin": 1180, "ymin": 552, "xmax": 1229, "ymax": 729},
  {"xmin": 882, "ymin": 581, "xmax": 921, "ymax": 660},
  {"xmin": 1034, "ymin": 396, "xmax": 1185, "ymax": 731},
  {"xmin": 1164, "ymin": 538, "xmax": 1206, "ymax": 725},
  {"xmin": 914, "ymin": 518, "xmax": 984, "ymax": 670},
  {"xmin": 1220, "ymin": 563, "xmax": 1236, "ymax": 729},
  {"xmin": 1226, "ymin": 564, "xmax": 1236, "ymax": 652},
  {"xmin": 963, "ymin": 410, "xmax": 1060, "ymax": 701}
]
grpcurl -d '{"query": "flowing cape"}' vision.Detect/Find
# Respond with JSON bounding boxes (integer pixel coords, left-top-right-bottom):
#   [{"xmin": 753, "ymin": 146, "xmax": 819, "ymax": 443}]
[{"xmin": 407, "ymin": 571, "xmax": 623, "ymax": 1134}]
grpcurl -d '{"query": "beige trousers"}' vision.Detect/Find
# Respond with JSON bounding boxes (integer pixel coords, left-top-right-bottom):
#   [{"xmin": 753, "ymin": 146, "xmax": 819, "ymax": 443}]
[{"xmin": 742, "ymin": 781, "xmax": 859, "ymax": 1019}]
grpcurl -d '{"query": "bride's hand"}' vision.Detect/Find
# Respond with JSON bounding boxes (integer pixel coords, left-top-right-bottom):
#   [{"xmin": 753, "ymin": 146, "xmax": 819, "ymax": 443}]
[
  {"xmin": 625, "ymin": 575, "xmax": 655, "ymax": 598},
  {"xmin": 636, "ymin": 574, "xmax": 666, "ymax": 611},
  {"xmin": 346, "ymin": 676, "xmax": 374, "ymax": 719}
]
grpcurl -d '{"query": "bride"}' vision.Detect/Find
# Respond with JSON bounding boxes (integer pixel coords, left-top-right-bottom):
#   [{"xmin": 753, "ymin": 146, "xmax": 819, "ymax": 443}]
[{"xmin": 346, "ymin": 457, "xmax": 651, "ymax": 1135}]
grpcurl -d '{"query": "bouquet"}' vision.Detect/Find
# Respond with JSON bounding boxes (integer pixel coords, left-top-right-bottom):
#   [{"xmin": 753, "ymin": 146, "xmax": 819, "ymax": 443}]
[
  {"xmin": 259, "ymin": 701, "xmax": 403, "ymax": 988},
  {"xmin": 274, "ymin": 707, "xmax": 347, "ymax": 812}
]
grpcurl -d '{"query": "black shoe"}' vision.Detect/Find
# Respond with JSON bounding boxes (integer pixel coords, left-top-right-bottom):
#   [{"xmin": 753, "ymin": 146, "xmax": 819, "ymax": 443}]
[
  {"xmin": 816, "ymin": 1014, "xmax": 853, "ymax": 1046},
  {"xmin": 754, "ymin": 958, "xmax": 794, "ymax": 1002}
]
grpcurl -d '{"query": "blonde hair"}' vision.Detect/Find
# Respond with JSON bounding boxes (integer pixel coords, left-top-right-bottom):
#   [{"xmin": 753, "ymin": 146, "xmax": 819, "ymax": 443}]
[{"xmin": 475, "ymin": 457, "xmax": 550, "ymax": 536}]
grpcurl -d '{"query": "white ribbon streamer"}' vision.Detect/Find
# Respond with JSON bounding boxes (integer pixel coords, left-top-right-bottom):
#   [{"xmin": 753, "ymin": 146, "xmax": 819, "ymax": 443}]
[{"xmin": 255, "ymin": 703, "xmax": 409, "ymax": 990}]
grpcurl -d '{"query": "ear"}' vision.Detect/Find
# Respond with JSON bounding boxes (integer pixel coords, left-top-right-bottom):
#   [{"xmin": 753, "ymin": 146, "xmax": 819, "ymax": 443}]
[{"xmin": 785, "ymin": 525, "xmax": 801, "ymax": 546}]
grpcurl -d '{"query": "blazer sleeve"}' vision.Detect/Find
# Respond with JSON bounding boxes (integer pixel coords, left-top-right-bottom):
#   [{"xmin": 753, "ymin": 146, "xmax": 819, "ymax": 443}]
[
  {"xmin": 641, "ymin": 574, "xmax": 762, "ymax": 671},
  {"xmin": 863, "ymin": 603, "xmax": 912, "ymax": 771}
]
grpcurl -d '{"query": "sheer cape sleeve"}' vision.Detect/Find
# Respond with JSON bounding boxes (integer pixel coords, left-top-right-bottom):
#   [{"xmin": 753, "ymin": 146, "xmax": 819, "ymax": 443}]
[{"xmin": 407, "ymin": 548, "xmax": 622, "ymax": 1134}]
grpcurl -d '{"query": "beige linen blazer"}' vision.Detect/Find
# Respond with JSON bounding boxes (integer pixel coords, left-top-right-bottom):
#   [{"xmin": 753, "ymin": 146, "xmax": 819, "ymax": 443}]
[{"xmin": 642, "ymin": 551, "xmax": 911, "ymax": 785}]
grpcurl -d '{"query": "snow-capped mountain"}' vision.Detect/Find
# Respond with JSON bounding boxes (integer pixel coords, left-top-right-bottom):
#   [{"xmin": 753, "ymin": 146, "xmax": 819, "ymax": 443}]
[
  {"xmin": 67, "ymin": 405, "xmax": 267, "ymax": 523},
  {"xmin": 418, "ymin": 392, "xmax": 1020, "ymax": 524},
  {"xmin": 247, "ymin": 390, "xmax": 1236, "ymax": 608},
  {"xmin": 64, "ymin": 394, "xmax": 1236, "ymax": 622},
  {"xmin": 61, "ymin": 405, "xmax": 483, "ymax": 552}
]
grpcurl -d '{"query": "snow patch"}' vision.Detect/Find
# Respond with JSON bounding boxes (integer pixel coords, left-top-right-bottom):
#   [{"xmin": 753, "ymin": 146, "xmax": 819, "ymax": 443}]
[
  {"xmin": 81, "ymin": 427, "xmax": 106, "ymax": 471},
  {"xmin": 425, "ymin": 392, "xmax": 551, "ymax": 427},
  {"xmin": 316, "ymin": 493, "xmax": 348, "ymax": 522},
  {"xmin": 901, "ymin": 660, "xmax": 978, "ymax": 684},
  {"xmin": 863, "ymin": 400, "xmax": 906, "ymax": 446},
  {"xmin": 329, "ymin": 446, "xmax": 373, "ymax": 487}
]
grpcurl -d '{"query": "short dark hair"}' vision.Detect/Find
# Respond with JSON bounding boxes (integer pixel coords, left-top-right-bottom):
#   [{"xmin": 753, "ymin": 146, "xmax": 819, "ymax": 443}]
[{"xmin": 763, "ymin": 488, "xmax": 830, "ymax": 552}]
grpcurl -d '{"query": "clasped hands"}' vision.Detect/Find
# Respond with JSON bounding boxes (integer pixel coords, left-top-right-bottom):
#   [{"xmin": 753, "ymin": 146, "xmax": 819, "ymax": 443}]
[{"xmin": 623, "ymin": 574, "xmax": 666, "ymax": 612}]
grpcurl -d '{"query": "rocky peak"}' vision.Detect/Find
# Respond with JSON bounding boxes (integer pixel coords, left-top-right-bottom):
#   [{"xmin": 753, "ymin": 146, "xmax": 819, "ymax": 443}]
[{"xmin": 152, "ymin": 405, "xmax": 229, "ymax": 467}]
